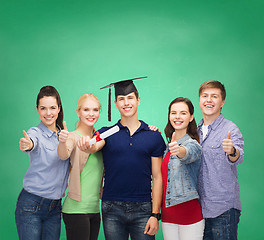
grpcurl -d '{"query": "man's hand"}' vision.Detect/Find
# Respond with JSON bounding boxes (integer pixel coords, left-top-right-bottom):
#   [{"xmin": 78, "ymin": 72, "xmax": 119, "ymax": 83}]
[
  {"xmin": 222, "ymin": 131, "xmax": 234, "ymax": 155},
  {"xmin": 144, "ymin": 216, "xmax": 159, "ymax": 235}
]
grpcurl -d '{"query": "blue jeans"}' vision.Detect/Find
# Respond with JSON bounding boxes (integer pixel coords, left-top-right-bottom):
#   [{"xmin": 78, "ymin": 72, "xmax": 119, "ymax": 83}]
[
  {"xmin": 102, "ymin": 201, "xmax": 155, "ymax": 240},
  {"xmin": 203, "ymin": 208, "xmax": 241, "ymax": 240},
  {"xmin": 15, "ymin": 189, "xmax": 62, "ymax": 240}
]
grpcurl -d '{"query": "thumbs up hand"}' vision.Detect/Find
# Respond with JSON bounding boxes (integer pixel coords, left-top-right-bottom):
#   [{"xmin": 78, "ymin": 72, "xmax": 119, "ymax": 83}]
[
  {"xmin": 168, "ymin": 132, "xmax": 181, "ymax": 156},
  {"xmin": 58, "ymin": 121, "xmax": 69, "ymax": 143},
  {"xmin": 19, "ymin": 130, "xmax": 33, "ymax": 151},
  {"xmin": 222, "ymin": 131, "xmax": 234, "ymax": 155}
]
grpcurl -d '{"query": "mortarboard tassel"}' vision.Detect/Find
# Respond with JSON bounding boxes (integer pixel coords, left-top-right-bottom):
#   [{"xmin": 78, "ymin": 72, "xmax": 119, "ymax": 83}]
[{"xmin": 108, "ymin": 88, "xmax": 111, "ymax": 121}]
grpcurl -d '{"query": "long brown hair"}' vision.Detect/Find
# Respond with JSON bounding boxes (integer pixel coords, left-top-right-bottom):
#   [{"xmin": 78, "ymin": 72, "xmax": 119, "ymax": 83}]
[
  {"xmin": 36, "ymin": 86, "xmax": 64, "ymax": 129},
  {"xmin": 164, "ymin": 97, "xmax": 199, "ymax": 143}
]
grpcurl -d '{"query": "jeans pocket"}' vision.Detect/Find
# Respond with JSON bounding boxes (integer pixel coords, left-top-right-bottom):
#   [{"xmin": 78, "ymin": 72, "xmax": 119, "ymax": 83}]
[
  {"xmin": 102, "ymin": 201, "xmax": 113, "ymax": 214},
  {"xmin": 138, "ymin": 202, "xmax": 152, "ymax": 213},
  {"xmin": 17, "ymin": 200, "xmax": 39, "ymax": 214}
]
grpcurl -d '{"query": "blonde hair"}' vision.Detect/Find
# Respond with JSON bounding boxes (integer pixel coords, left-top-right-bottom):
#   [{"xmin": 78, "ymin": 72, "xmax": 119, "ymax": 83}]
[{"xmin": 76, "ymin": 94, "xmax": 101, "ymax": 128}]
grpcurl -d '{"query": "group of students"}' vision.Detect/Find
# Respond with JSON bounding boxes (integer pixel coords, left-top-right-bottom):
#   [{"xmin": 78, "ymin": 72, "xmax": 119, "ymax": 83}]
[{"xmin": 15, "ymin": 79, "xmax": 244, "ymax": 240}]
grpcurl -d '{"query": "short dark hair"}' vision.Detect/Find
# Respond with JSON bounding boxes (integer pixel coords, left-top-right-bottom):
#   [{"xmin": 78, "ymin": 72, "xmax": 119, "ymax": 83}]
[{"xmin": 115, "ymin": 91, "xmax": 139, "ymax": 100}]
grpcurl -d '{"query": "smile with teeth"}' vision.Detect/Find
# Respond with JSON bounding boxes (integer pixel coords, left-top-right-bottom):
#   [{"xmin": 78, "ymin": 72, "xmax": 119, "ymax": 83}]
[
  {"xmin": 205, "ymin": 105, "xmax": 214, "ymax": 108},
  {"xmin": 87, "ymin": 118, "xmax": 95, "ymax": 122},
  {"xmin": 45, "ymin": 116, "xmax": 53, "ymax": 121},
  {"xmin": 123, "ymin": 107, "xmax": 132, "ymax": 111}
]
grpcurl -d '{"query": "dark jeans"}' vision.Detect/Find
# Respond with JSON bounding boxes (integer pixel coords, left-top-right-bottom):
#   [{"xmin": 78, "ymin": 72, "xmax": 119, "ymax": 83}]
[
  {"xmin": 203, "ymin": 208, "xmax": 241, "ymax": 240},
  {"xmin": 102, "ymin": 201, "xmax": 155, "ymax": 240},
  {"xmin": 63, "ymin": 213, "xmax": 101, "ymax": 240},
  {"xmin": 15, "ymin": 189, "xmax": 62, "ymax": 240}
]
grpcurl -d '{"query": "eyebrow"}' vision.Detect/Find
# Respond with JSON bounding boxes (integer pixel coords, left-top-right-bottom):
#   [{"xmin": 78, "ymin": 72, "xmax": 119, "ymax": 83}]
[
  {"xmin": 39, "ymin": 105, "xmax": 57, "ymax": 108},
  {"xmin": 171, "ymin": 110, "xmax": 188, "ymax": 113}
]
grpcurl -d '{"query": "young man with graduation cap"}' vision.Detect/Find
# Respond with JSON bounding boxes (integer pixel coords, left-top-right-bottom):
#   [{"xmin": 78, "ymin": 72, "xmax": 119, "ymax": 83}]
[{"xmin": 79, "ymin": 77, "xmax": 166, "ymax": 240}]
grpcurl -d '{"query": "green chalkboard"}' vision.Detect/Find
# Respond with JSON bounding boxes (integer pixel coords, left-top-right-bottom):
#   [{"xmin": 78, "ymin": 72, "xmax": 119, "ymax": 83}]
[{"xmin": 0, "ymin": 0, "xmax": 263, "ymax": 239}]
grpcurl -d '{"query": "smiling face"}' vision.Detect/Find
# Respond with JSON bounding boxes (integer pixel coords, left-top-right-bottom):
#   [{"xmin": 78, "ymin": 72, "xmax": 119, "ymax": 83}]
[
  {"xmin": 169, "ymin": 102, "xmax": 194, "ymax": 135},
  {"xmin": 77, "ymin": 98, "xmax": 100, "ymax": 127},
  {"xmin": 199, "ymin": 88, "xmax": 225, "ymax": 122},
  {"xmin": 114, "ymin": 92, "xmax": 140, "ymax": 119},
  {"xmin": 37, "ymin": 96, "xmax": 60, "ymax": 130}
]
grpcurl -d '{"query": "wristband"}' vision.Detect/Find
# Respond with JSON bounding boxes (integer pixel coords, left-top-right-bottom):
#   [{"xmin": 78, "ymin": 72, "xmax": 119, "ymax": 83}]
[
  {"xmin": 151, "ymin": 213, "xmax": 161, "ymax": 221},
  {"xmin": 229, "ymin": 147, "xmax": 237, "ymax": 157}
]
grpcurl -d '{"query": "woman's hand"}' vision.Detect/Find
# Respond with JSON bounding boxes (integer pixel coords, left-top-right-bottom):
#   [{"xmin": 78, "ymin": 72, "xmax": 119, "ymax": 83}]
[
  {"xmin": 19, "ymin": 130, "xmax": 33, "ymax": 151},
  {"xmin": 168, "ymin": 132, "xmax": 186, "ymax": 158},
  {"xmin": 58, "ymin": 121, "xmax": 69, "ymax": 143},
  {"xmin": 77, "ymin": 136, "xmax": 92, "ymax": 152},
  {"xmin": 168, "ymin": 132, "xmax": 180, "ymax": 156}
]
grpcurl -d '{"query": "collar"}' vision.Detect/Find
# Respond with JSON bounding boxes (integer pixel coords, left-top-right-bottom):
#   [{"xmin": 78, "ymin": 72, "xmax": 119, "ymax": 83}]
[
  {"xmin": 198, "ymin": 114, "xmax": 225, "ymax": 131},
  {"xmin": 117, "ymin": 120, "xmax": 149, "ymax": 132},
  {"xmin": 38, "ymin": 121, "xmax": 58, "ymax": 138}
]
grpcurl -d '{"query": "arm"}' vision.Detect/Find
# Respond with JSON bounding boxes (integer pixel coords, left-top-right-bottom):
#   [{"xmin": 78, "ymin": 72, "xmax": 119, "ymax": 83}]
[
  {"xmin": 223, "ymin": 130, "xmax": 244, "ymax": 163},
  {"xmin": 144, "ymin": 156, "xmax": 163, "ymax": 236},
  {"xmin": 169, "ymin": 142, "xmax": 186, "ymax": 159},
  {"xmin": 179, "ymin": 141, "xmax": 202, "ymax": 164},
  {"xmin": 57, "ymin": 142, "xmax": 71, "ymax": 160},
  {"xmin": 99, "ymin": 170, "xmax": 105, "ymax": 199},
  {"xmin": 57, "ymin": 122, "xmax": 71, "ymax": 160}
]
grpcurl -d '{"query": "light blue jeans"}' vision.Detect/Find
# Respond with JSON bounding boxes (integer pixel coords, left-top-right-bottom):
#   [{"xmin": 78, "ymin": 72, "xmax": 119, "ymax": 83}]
[
  {"xmin": 15, "ymin": 189, "xmax": 62, "ymax": 240},
  {"xmin": 102, "ymin": 201, "xmax": 155, "ymax": 240},
  {"xmin": 203, "ymin": 208, "xmax": 241, "ymax": 240}
]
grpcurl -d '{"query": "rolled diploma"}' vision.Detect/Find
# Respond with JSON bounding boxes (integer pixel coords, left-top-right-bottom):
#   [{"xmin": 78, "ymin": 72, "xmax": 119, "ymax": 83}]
[{"xmin": 89, "ymin": 125, "xmax": 120, "ymax": 145}]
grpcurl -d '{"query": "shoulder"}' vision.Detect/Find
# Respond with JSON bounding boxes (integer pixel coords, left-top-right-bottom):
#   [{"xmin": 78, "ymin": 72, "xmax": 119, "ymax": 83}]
[
  {"xmin": 140, "ymin": 121, "xmax": 162, "ymax": 136},
  {"xmin": 97, "ymin": 124, "xmax": 117, "ymax": 134},
  {"xmin": 182, "ymin": 135, "xmax": 201, "ymax": 148},
  {"xmin": 220, "ymin": 117, "xmax": 243, "ymax": 134},
  {"xmin": 26, "ymin": 126, "xmax": 43, "ymax": 139},
  {"xmin": 143, "ymin": 127, "xmax": 165, "ymax": 143},
  {"xmin": 149, "ymin": 130, "xmax": 165, "ymax": 141}
]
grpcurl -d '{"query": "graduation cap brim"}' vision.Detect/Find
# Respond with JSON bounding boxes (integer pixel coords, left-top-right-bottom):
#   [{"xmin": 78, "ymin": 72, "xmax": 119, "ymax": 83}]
[
  {"xmin": 100, "ymin": 76, "xmax": 147, "ymax": 121},
  {"xmin": 100, "ymin": 76, "xmax": 147, "ymax": 96}
]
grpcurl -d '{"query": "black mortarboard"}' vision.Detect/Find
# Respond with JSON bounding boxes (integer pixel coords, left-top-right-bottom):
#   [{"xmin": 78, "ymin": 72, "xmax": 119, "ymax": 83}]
[{"xmin": 100, "ymin": 76, "xmax": 147, "ymax": 121}]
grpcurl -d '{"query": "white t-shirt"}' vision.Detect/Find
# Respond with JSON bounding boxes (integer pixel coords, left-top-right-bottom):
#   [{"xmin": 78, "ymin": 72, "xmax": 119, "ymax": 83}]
[{"xmin": 201, "ymin": 124, "xmax": 209, "ymax": 140}]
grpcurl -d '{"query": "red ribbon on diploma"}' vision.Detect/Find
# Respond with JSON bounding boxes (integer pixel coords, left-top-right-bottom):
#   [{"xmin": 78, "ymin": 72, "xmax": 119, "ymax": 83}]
[{"xmin": 95, "ymin": 131, "xmax": 103, "ymax": 142}]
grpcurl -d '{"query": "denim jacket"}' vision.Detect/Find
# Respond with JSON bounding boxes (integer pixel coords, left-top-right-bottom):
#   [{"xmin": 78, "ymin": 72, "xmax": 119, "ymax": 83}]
[{"xmin": 164, "ymin": 134, "xmax": 202, "ymax": 207}]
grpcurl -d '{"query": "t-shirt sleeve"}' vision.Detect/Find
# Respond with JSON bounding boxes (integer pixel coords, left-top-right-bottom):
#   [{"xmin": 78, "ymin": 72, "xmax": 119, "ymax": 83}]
[
  {"xmin": 96, "ymin": 127, "xmax": 110, "ymax": 135},
  {"xmin": 151, "ymin": 132, "xmax": 166, "ymax": 157}
]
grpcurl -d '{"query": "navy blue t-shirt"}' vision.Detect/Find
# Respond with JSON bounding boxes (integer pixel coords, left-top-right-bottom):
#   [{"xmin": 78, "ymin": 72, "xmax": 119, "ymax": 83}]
[{"xmin": 98, "ymin": 120, "xmax": 166, "ymax": 202}]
